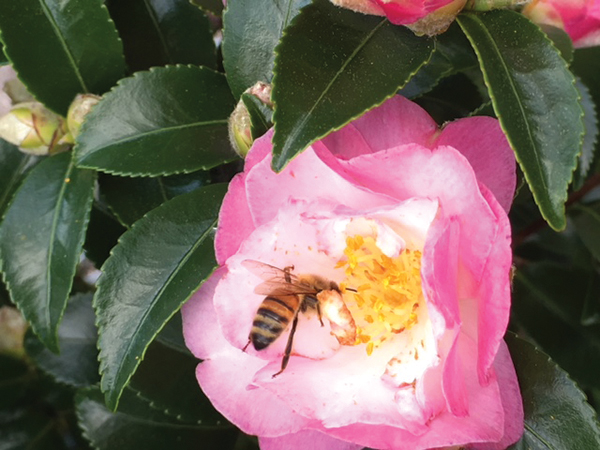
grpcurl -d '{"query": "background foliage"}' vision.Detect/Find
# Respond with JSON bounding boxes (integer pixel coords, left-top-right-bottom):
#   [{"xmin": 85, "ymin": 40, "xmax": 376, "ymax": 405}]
[{"xmin": 0, "ymin": 0, "xmax": 599, "ymax": 448}]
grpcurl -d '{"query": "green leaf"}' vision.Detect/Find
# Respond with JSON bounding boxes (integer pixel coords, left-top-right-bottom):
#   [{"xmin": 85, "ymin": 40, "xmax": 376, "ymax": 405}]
[
  {"xmin": 0, "ymin": 140, "xmax": 39, "ymax": 219},
  {"xmin": 271, "ymin": 0, "xmax": 434, "ymax": 171},
  {"xmin": 155, "ymin": 312, "xmax": 189, "ymax": 354},
  {"xmin": 99, "ymin": 170, "xmax": 211, "ymax": 227},
  {"xmin": 0, "ymin": 0, "xmax": 125, "ymax": 115},
  {"xmin": 95, "ymin": 183, "xmax": 227, "ymax": 410},
  {"xmin": 106, "ymin": 0, "xmax": 216, "ymax": 73},
  {"xmin": 540, "ymin": 24, "xmax": 574, "ymax": 65},
  {"xmin": 0, "ymin": 153, "xmax": 96, "ymax": 352},
  {"xmin": 24, "ymin": 293, "xmax": 99, "ymax": 387},
  {"xmin": 76, "ymin": 386, "xmax": 236, "ymax": 450},
  {"xmin": 130, "ymin": 340, "xmax": 225, "ymax": 424},
  {"xmin": 241, "ymin": 93, "xmax": 273, "ymax": 140},
  {"xmin": 75, "ymin": 66, "xmax": 237, "ymax": 176},
  {"xmin": 400, "ymin": 22, "xmax": 477, "ymax": 99},
  {"xmin": 572, "ymin": 80, "xmax": 598, "ymax": 189},
  {"xmin": 512, "ymin": 262, "xmax": 600, "ymax": 390},
  {"xmin": 222, "ymin": 0, "xmax": 310, "ymax": 99},
  {"xmin": 506, "ymin": 333, "xmax": 600, "ymax": 449},
  {"xmin": 457, "ymin": 10, "xmax": 584, "ymax": 231}
]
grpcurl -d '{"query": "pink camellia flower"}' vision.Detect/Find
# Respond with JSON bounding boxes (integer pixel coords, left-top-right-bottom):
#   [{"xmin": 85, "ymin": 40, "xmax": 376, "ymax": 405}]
[
  {"xmin": 182, "ymin": 95, "xmax": 523, "ymax": 449},
  {"xmin": 524, "ymin": 0, "xmax": 600, "ymax": 48},
  {"xmin": 329, "ymin": 0, "xmax": 468, "ymax": 35}
]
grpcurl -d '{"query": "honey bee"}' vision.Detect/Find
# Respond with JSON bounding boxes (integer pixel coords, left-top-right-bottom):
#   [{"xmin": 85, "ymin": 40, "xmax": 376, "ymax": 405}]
[{"xmin": 242, "ymin": 259, "xmax": 355, "ymax": 377}]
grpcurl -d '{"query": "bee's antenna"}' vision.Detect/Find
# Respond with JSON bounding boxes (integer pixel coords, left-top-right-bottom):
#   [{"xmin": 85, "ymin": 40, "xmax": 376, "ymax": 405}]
[{"xmin": 345, "ymin": 287, "xmax": 358, "ymax": 293}]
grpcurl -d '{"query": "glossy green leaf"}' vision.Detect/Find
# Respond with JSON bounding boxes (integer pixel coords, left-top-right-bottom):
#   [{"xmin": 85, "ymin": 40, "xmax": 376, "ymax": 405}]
[
  {"xmin": 75, "ymin": 66, "xmax": 237, "ymax": 176},
  {"xmin": 0, "ymin": 0, "xmax": 125, "ymax": 115},
  {"xmin": 400, "ymin": 22, "xmax": 477, "ymax": 99},
  {"xmin": 106, "ymin": 0, "xmax": 216, "ymax": 73},
  {"xmin": 512, "ymin": 262, "xmax": 600, "ymax": 389},
  {"xmin": 271, "ymin": 0, "xmax": 434, "ymax": 171},
  {"xmin": 0, "ymin": 45, "xmax": 7, "ymax": 65},
  {"xmin": 76, "ymin": 386, "xmax": 236, "ymax": 450},
  {"xmin": 0, "ymin": 140, "xmax": 39, "ymax": 219},
  {"xmin": 572, "ymin": 80, "xmax": 599, "ymax": 189},
  {"xmin": 25, "ymin": 293, "xmax": 99, "ymax": 387},
  {"xmin": 130, "ymin": 340, "xmax": 225, "ymax": 424},
  {"xmin": 458, "ymin": 10, "xmax": 584, "ymax": 231},
  {"xmin": 99, "ymin": 170, "xmax": 211, "ymax": 227},
  {"xmin": 506, "ymin": 334, "xmax": 600, "ymax": 449},
  {"xmin": 241, "ymin": 93, "xmax": 273, "ymax": 140},
  {"xmin": 540, "ymin": 24, "xmax": 574, "ymax": 65},
  {"xmin": 95, "ymin": 183, "xmax": 227, "ymax": 410},
  {"xmin": 155, "ymin": 312, "xmax": 189, "ymax": 354},
  {"xmin": 222, "ymin": 0, "xmax": 310, "ymax": 99},
  {"xmin": 0, "ymin": 153, "xmax": 96, "ymax": 352}
]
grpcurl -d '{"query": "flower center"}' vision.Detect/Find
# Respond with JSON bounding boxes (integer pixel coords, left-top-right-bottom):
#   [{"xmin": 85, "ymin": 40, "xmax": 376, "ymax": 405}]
[{"xmin": 338, "ymin": 235, "xmax": 424, "ymax": 356}]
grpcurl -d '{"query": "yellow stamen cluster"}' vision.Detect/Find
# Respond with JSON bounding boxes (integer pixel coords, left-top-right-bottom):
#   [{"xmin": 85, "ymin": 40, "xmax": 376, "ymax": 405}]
[{"xmin": 338, "ymin": 235, "xmax": 424, "ymax": 356}]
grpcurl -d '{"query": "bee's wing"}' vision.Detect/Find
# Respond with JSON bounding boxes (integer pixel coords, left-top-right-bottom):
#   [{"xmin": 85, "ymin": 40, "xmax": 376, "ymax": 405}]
[
  {"xmin": 253, "ymin": 279, "xmax": 318, "ymax": 296},
  {"xmin": 242, "ymin": 259, "xmax": 296, "ymax": 280},
  {"xmin": 242, "ymin": 260, "xmax": 318, "ymax": 295}
]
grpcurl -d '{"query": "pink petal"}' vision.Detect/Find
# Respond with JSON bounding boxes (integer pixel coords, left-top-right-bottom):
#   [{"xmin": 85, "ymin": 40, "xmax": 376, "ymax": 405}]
[
  {"xmin": 245, "ymin": 147, "xmax": 394, "ymax": 228},
  {"xmin": 470, "ymin": 340, "xmax": 524, "ymax": 449},
  {"xmin": 324, "ymin": 335, "xmax": 506, "ymax": 450},
  {"xmin": 214, "ymin": 173, "xmax": 254, "ymax": 265},
  {"xmin": 475, "ymin": 184, "xmax": 512, "ymax": 384},
  {"xmin": 372, "ymin": 0, "xmax": 454, "ymax": 25},
  {"xmin": 435, "ymin": 117, "xmax": 516, "ymax": 212},
  {"xmin": 259, "ymin": 429, "xmax": 361, "ymax": 450},
  {"xmin": 181, "ymin": 267, "xmax": 229, "ymax": 360},
  {"xmin": 214, "ymin": 130, "xmax": 275, "ymax": 264},
  {"xmin": 315, "ymin": 95, "xmax": 438, "ymax": 160}
]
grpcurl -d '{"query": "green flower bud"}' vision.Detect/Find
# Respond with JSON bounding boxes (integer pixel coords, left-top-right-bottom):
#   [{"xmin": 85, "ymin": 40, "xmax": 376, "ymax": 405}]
[
  {"xmin": 66, "ymin": 93, "xmax": 100, "ymax": 139},
  {"xmin": 0, "ymin": 306, "xmax": 27, "ymax": 358},
  {"xmin": 228, "ymin": 82, "xmax": 273, "ymax": 158},
  {"xmin": 0, "ymin": 102, "xmax": 68, "ymax": 155}
]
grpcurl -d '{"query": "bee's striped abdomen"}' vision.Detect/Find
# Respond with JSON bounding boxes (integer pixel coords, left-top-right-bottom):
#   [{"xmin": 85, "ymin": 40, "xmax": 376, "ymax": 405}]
[{"xmin": 250, "ymin": 295, "xmax": 299, "ymax": 350}]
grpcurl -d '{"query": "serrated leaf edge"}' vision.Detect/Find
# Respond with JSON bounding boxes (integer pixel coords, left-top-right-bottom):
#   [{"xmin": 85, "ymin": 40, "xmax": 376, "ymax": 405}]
[
  {"xmin": 0, "ymin": 154, "xmax": 96, "ymax": 352},
  {"xmin": 73, "ymin": 65, "xmax": 237, "ymax": 177},
  {"xmin": 270, "ymin": 8, "xmax": 433, "ymax": 172},
  {"xmin": 458, "ymin": 11, "xmax": 584, "ymax": 231},
  {"xmin": 508, "ymin": 333, "xmax": 600, "ymax": 448},
  {"xmin": 93, "ymin": 184, "xmax": 224, "ymax": 410}
]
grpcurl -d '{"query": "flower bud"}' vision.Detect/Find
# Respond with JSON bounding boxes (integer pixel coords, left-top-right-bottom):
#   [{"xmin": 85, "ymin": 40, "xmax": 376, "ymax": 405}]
[
  {"xmin": 66, "ymin": 93, "xmax": 100, "ymax": 139},
  {"xmin": 0, "ymin": 102, "xmax": 68, "ymax": 155},
  {"xmin": 0, "ymin": 306, "xmax": 27, "ymax": 358},
  {"xmin": 228, "ymin": 82, "xmax": 273, "ymax": 158},
  {"xmin": 406, "ymin": 0, "xmax": 467, "ymax": 36}
]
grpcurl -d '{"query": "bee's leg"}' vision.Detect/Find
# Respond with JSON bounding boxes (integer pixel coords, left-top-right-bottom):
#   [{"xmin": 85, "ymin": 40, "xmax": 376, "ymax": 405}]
[
  {"xmin": 242, "ymin": 339, "xmax": 251, "ymax": 352},
  {"xmin": 272, "ymin": 314, "xmax": 299, "ymax": 378},
  {"xmin": 316, "ymin": 301, "xmax": 324, "ymax": 327}
]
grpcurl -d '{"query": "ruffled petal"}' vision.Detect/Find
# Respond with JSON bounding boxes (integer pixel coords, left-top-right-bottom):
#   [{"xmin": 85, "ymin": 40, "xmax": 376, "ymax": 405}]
[
  {"xmin": 315, "ymin": 95, "xmax": 438, "ymax": 159},
  {"xmin": 324, "ymin": 335, "xmax": 505, "ymax": 450},
  {"xmin": 470, "ymin": 340, "xmax": 524, "ymax": 449},
  {"xmin": 435, "ymin": 117, "xmax": 516, "ymax": 212}
]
